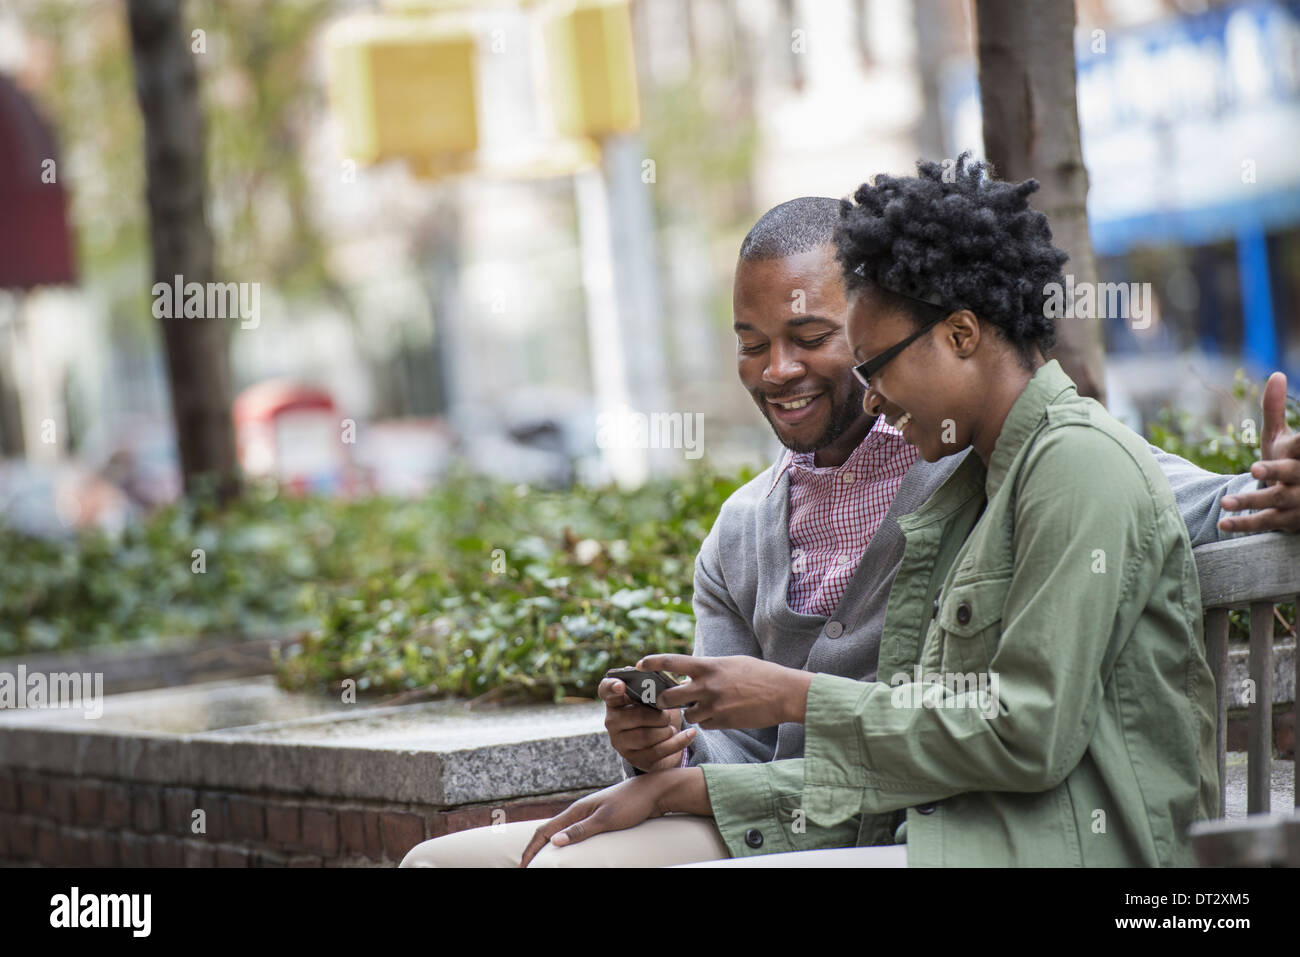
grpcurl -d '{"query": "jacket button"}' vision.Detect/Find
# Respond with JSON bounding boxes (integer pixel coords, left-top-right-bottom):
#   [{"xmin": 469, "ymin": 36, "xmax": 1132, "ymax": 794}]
[
  {"xmin": 932, "ymin": 597, "xmax": 940, "ymax": 619},
  {"xmin": 916, "ymin": 804, "xmax": 936, "ymax": 815},
  {"xmin": 824, "ymin": 620, "xmax": 844, "ymax": 639},
  {"xmin": 744, "ymin": 828, "xmax": 764, "ymax": 848},
  {"xmin": 955, "ymin": 603, "xmax": 972, "ymax": 625}
]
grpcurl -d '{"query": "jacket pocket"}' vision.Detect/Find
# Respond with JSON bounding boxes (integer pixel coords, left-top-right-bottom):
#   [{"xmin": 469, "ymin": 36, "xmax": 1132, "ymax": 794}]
[
  {"xmin": 935, "ymin": 571, "xmax": 1012, "ymax": 683},
  {"xmin": 913, "ymin": 786, "xmax": 1082, "ymax": 866}
]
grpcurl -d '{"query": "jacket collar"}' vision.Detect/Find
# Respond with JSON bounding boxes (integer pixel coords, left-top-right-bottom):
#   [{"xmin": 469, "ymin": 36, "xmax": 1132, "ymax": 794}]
[
  {"xmin": 985, "ymin": 359, "xmax": 1078, "ymax": 499},
  {"xmin": 897, "ymin": 448, "xmax": 986, "ymax": 533}
]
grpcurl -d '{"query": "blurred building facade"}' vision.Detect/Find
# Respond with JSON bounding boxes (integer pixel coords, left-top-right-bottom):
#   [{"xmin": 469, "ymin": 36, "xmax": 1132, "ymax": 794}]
[
  {"xmin": 941, "ymin": 0, "xmax": 1300, "ymax": 425},
  {"xmin": 0, "ymin": 0, "xmax": 1296, "ymax": 518}
]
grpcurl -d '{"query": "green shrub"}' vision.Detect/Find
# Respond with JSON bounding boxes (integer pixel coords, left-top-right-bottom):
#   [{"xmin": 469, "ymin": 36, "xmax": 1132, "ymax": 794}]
[
  {"xmin": 281, "ymin": 467, "xmax": 751, "ymax": 702},
  {"xmin": 0, "ymin": 468, "xmax": 752, "ymax": 702}
]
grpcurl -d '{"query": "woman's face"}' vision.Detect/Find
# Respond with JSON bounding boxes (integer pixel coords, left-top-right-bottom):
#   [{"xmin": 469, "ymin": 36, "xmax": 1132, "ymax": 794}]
[{"xmin": 844, "ymin": 291, "xmax": 976, "ymax": 462}]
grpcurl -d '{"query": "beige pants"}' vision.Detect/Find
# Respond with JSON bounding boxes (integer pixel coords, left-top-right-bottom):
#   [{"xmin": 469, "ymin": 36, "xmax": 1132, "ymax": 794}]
[{"xmin": 399, "ymin": 813, "xmax": 909, "ymax": 868}]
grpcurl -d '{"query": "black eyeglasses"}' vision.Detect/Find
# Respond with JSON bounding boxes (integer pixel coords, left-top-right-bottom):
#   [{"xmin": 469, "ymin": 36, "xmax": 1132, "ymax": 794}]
[{"xmin": 851, "ymin": 311, "xmax": 947, "ymax": 389}]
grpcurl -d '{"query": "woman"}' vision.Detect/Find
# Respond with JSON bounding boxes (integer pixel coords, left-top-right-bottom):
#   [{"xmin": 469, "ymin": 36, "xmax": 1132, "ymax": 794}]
[{"xmin": 518, "ymin": 155, "xmax": 1219, "ymax": 867}]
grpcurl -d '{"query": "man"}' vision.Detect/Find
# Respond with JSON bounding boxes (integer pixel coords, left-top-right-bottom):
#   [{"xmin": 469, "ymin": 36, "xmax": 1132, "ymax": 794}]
[{"xmin": 401, "ymin": 194, "xmax": 1300, "ymax": 868}]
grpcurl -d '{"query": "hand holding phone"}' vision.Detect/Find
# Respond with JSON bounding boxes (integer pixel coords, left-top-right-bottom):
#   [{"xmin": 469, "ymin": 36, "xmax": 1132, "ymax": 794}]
[
  {"xmin": 599, "ymin": 667, "xmax": 694, "ymax": 772},
  {"xmin": 604, "ymin": 667, "xmax": 680, "ymax": 710}
]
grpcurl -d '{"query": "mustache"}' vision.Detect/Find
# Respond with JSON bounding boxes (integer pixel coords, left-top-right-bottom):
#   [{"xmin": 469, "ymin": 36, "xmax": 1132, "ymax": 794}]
[{"xmin": 751, "ymin": 377, "xmax": 864, "ymax": 403}]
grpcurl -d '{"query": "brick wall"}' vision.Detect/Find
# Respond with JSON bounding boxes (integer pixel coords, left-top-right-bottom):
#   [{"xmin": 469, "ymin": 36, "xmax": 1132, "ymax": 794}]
[
  {"xmin": 3, "ymin": 706, "xmax": 1288, "ymax": 867},
  {"xmin": 0, "ymin": 768, "xmax": 595, "ymax": 867}
]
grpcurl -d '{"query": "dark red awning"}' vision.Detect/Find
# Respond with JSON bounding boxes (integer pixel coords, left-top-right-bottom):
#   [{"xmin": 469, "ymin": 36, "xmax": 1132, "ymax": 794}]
[{"xmin": 0, "ymin": 73, "xmax": 76, "ymax": 289}]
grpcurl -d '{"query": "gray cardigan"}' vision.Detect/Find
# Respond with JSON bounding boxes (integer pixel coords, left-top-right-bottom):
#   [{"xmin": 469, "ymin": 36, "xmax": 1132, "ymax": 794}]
[{"xmin": 622, "ymin": 444, "xmax": 1257, "ymax": 776}]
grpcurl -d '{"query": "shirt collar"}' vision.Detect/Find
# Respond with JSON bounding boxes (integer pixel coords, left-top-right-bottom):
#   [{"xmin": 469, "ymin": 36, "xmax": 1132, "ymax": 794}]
[
  {"xmin": 985, "ymin": 359, "xmax": 1078, "ymax": 498},
  {"xmin": 764, "ymin": 415, "xmax": 905, "ymax": 498}
]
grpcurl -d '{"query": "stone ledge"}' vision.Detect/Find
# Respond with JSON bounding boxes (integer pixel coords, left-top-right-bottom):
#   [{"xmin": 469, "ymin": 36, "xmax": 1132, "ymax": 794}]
[
  {"xmin": 0, "ymin": 677, "xmax": 623, "ymax": 805},
  {"xmin": 1, "ymin": 675, "xmax": 1292, "ymax": 816}
]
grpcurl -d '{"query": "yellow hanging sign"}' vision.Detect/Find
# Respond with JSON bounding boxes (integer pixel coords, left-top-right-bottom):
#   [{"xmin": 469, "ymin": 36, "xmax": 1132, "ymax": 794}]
[
  {"xmin": 541, "ymin": 0, "xmax": 640, "ymax": 140},
  {"xmin": 325, "ymin": 14, "xmax": 478, "ymax": 165}
]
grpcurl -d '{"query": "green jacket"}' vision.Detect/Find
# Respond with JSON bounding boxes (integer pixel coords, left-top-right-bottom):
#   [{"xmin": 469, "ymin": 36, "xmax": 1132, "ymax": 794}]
[{"xmin": 701, "ymin": 360, "xmax": 1220, "ymax": 866}]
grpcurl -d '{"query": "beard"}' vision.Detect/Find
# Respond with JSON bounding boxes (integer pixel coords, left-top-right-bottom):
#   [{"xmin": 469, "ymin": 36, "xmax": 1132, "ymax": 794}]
[{"xmin": 757, "ymin": 376, "xmax": 868, "ymax": 453}]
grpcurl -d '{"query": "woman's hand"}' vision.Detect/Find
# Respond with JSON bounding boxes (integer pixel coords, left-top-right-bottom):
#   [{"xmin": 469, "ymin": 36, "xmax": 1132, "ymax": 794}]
[
  {"xmin": 641, "ymin": 654, "xmax": 815, "ymax": 730},
  {"xmin": 520, "ymin": 771, "xmax": 680, "ymax": 867}
]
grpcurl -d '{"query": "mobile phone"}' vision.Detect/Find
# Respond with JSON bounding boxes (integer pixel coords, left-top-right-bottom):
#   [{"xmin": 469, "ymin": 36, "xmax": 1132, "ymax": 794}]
[{"xmin": 605, "ymin": 667, "xmax": 680, "ymax": 710}]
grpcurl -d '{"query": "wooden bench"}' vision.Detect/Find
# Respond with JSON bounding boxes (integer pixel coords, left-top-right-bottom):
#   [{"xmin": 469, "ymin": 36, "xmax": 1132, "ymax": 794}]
[{"xmin": 1190, "ymin": 532, "xmax": 1300, "ymax": 866}]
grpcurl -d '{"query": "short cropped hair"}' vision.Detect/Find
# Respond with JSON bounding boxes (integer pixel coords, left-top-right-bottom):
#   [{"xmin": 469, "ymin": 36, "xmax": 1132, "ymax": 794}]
[{"xmin": 739, "ymin": 196, "xmax": 842, "ymax": 261}]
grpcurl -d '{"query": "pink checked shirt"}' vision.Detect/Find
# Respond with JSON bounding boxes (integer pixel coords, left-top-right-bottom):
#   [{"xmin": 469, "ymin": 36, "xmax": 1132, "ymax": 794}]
[{"xmin": 766, "ymin": 415, "xmax": 919, "ymax": 617}]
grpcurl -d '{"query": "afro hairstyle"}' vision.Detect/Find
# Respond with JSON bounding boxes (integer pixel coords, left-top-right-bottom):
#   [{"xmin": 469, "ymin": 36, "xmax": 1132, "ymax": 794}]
[{"xmin": 833, "ymin": 152, "xmax": 1068, "ymax": 359}]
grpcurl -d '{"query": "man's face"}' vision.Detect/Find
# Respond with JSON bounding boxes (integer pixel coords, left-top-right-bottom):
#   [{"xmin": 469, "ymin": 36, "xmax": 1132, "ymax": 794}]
[{"xmin": 732, "ymin": 244, "xmax": 869, "ymax": 454}]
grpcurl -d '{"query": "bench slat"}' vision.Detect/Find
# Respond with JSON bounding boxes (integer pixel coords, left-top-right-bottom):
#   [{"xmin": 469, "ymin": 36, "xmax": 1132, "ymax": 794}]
[
  {"xmin": 1248, "ymin": 601, "xmax": 1274, "ymax": 815},
  {"xmin": 1195, "ymin": 533, "xmax": 1300, "ymax": 607},
  {"xmin": 1205, "ymin": 607, "xmax": 1230, "ymax": 816}
]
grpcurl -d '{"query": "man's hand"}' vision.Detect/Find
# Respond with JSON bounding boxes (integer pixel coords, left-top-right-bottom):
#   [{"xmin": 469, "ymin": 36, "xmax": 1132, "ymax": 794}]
[
  {"xmin": 519, "ymin": 772, "xmax": 675, "ymax": 867},
  {"xmin": 599, "ymin": 677, "xmax": 695, "ymax": 772},
  {"xmin": 1220, "ymin": 372, "xmax": 1300, "ymax": 533},
  {"xmin": 640, "ymin": 654, "xmax": 815, "ymax": 730}
]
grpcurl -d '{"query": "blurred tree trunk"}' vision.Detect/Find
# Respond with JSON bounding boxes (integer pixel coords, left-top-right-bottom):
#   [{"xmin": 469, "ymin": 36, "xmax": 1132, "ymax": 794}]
[
  {"xmin": 911, "ymin": 0, "xmax": 949, "ymax": 158},
  {"xmin": 975, "ymin": 0, "xmax": 1106, "ymax": 404},
  {"xmin": 126, "ymin": 0, "xmax": 239, "ymax": 499}
]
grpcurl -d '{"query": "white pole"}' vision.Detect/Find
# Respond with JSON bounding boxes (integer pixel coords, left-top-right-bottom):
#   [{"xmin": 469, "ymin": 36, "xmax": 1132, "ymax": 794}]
[
  {"xmin": 574, "ymin": 152, "xmax": 646, "ymax": 488},
  {"xmin": 602, "ymin": 133, "xmax": 674, "ymax": 475},
  {"xmin": 573, "ymin": 132, "xmax": 673, "ymax": 487}
]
